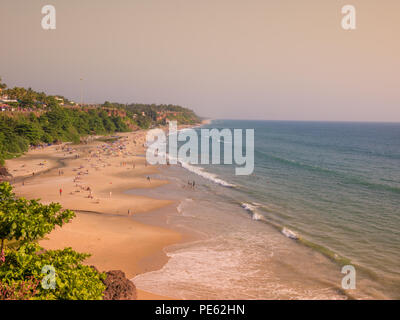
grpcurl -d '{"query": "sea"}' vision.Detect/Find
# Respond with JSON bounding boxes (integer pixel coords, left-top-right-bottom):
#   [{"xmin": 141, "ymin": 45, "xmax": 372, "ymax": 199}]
[{"xmin": 131, "ymin": 120, "xmax": 400, "ymax": 299}]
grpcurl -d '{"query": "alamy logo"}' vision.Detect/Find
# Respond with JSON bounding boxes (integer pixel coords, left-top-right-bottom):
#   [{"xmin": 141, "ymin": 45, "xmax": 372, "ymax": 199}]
[
  {"xmin": 146, "ymin": 121, "xmax": 254, "ymax": 175},
  {"xmin": 341, "ymin": 265, "xmax": 356, "ymax": 290},
  {"xmin": 39, "ymin": 5, "xmax": 357, "ymax": 32},
  {"xmin": 41, "ymin": 265, "xmax": 56, "ymax": 290},
  {"xmin": 41, "ymin": 5, "xmax": 56, "ymax": 30},
  {"xmin": 341, "ymin": 5, "xmax": 356, "ymax": 30}
]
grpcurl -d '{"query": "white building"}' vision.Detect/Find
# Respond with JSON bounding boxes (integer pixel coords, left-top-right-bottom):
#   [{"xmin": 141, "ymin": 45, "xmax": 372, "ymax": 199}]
[{"xmin": 0, "ymin": 104, "xmax": 14, "ymax": 112}]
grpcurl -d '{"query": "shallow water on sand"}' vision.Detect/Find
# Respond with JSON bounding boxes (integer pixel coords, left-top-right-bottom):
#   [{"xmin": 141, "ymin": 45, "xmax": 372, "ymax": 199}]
[
  {"xmin": 129, "ymin": 167, "xmax": 369, "ymax": 299},
  {"xmin": 131, "ymin": 120, "xmax": 400, "ymax": 299}
]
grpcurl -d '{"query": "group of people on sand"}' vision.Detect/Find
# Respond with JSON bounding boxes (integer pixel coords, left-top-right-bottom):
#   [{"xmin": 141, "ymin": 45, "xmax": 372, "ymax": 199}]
[
  {"xmin": 120, "ymin": 161, "xmax": 136, "ymax": 169},
  {"xmin": 27, "ymin": 134, "xmax": 151, "ymax": 213}
]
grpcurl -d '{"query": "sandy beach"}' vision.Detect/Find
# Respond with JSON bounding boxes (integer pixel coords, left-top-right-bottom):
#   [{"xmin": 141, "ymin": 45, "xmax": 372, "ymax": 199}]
[{"xmin": 5, "ymin": 130, "xmax": 184, "ymax": 300}]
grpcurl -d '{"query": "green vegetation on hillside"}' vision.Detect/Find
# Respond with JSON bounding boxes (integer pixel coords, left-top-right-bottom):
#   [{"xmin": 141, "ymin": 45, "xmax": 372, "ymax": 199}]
[
  {"xmin": 0, "ymin": 78, "xmax": 6, "ymax": 91},
  {"xmin": 0, "ymin": 77, "xmax": 72, "ymax": 109},
  {"xmin": 0, "ymin": 78, "xmax": 200, "ymax": 165},
  {"xmin": 0, "ymin": 106, "xmax": 130, "ymax": 165},
  {"xmin": 103, "ymin": 102, "xmax": 201, "ymax": 128}
]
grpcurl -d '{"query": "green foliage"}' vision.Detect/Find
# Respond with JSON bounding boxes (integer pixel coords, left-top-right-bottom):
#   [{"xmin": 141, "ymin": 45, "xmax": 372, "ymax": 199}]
[
  {"xmin": 15, "ymin": 121, "xmax": 43, "ymax": 146},
  {"xmin": 0, "ymin": 77, "xmax": 7, "ymax": 90},
  {"xmin": 0, "ymin": 275, "xmax": 40, "ymax": 300},
  {"xmin": 102, "ymin": 102, "xmax": 201, "ymax": 128},
  {"xmin": 1, "ymin": 84, "xmax": 58, "ymax": 109},
  {"xmin": 0, "ymin": 119, "xmax": 30, "ymax": 163},
  {"xmin": 0, "ymin": 182, "xmax": 105, "ymax": 300},
  {"xmin": 0, "ymin": 182, "xmax": 75, "ymax": 244},
  {"xmin": 0, "ymin": 106, "xmax": 131, "ymax": 162},
  {"xmin": 0, "ymin": 78, "xmax": 200, "ymax": 163},
  {"xmin": 111, "ymin": 115, "xmax": 129, "ymax": 132},
  {"xmin": 1, "ymin": 243, "xmax": 106, "ymax": 300}
]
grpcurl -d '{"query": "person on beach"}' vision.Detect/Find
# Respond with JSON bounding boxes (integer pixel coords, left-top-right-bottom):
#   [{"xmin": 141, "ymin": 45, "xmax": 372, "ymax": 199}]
[
  {"xmin": 59, "ymin": 188, "xmax": 62, "ymax": 196},
  {"xmin": 109, "ymin": 191, "xmax": 112, "ymax": 198},
  {"xmin": 147, "ymin": 176, "xmax": 151, "ymax": 183}
]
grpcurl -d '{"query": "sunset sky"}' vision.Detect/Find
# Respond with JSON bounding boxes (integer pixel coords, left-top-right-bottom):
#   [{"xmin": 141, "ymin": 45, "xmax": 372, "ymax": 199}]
[{"xmin": 1, "ymin": 0, "xmax": 399, "ymax": 121}]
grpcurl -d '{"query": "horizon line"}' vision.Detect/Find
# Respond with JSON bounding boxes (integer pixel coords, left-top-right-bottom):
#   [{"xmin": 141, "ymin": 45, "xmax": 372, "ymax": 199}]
[{"xmin": 206, "ymin": 118, "xmax": 400, "ymax": 124}]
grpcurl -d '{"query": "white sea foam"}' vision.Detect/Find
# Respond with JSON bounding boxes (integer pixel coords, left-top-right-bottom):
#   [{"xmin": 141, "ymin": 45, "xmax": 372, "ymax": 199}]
[
  {"xmin": 132, "ymin": 236, "xmax": 275, "ymax": 299},
  {"xmin": 177, "ymin": 198, "xmax": 193, "ymax": 216},
  {"xmin": 132, "ymin": 233, "xmax": 343, "ymax": 300},
  {"xmin": 152, "ymin": 147, "xmax": 236, "ymax": 188},
  {"xmin": 177, "ymin": 203, "xmax": 184, "ymax": 214},
  {"xmin": 252, "ymin": 212, "xmax": 264, "ymax": 221},
  {"xmin": 241, "ymin": 203, "xmax": 264, "ymax": 221},
  {"xmin": 281, "ymin": 227, "xmax": 299, "ymax": 240},
  {"xmin": 241, "ymin": 202, "xmax": 257, "ymax": 212},
  {"xmin": 178, "ymin": 160, "xmax": 236, "ymax": 188},
  {"xmin": 147, "ymin": 125, "xmax": 236, "ymax": 188}
]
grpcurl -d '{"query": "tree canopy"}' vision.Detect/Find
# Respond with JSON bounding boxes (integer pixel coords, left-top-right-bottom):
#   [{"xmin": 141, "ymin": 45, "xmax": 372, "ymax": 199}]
[
  {"xmin": 0, "ymin": 77, "xmax": 7, "ymax": 91},
  {"xmin": 0, "ymin": 106, "xmax": 130, "ymax": 165},
  {"xmin": 0, "ymin": 77, "xmax": 200, "ymax": 165},
  {"xmin": 0, "ymin": 182, "xmax": 75, "ymax": 245}
]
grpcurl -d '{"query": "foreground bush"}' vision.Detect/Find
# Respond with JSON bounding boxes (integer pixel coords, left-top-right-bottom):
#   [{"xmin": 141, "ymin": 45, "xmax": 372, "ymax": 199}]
[
  {"xmin": 1, "ymin": 243, "xmax": 105, "ymax": 300},
  {"xmin": 0, "ymin": 276, "xmax": 40, "ymax": 300},
  {"xmin": 0, "ymin": 182, "xmax": 106, "ymax": 300}
]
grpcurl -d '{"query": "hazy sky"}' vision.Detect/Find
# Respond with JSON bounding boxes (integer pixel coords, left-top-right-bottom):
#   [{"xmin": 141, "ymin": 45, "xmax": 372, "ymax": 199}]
[{"xmin": 1, "ymin": 0, "xmax": 399, "ymax": 121}]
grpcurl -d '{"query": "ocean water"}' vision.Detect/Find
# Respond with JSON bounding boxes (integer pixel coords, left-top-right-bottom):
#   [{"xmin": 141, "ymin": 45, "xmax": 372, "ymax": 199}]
[{"xmin": 132, "ymin": 120, "xmax": 400, "ymax": 299}]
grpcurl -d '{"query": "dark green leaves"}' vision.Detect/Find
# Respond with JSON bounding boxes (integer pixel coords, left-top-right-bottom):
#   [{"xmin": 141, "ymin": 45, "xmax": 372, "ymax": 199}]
[
  {"xmin": 0, "ymin": 183, "xmax": 105, "ymax": 300},
  {"xmin": 0, "ymin": 182, "xmax": 75, "ymax": 243},
  {"xmin": 1, "ymin": 243, "xmax": 106, "ymax": 300}
]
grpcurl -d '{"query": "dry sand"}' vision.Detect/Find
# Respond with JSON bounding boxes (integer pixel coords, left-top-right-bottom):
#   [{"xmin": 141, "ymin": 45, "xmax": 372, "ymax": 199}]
[{"xmin": 5, "ymin": 130, "xmax": 182, "ymax": 300}]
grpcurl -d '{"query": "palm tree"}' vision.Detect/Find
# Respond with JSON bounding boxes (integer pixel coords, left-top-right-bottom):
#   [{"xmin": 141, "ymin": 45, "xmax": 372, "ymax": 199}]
[{"xmin": 0, "ymin": 77, "xmax": 7, "ymax": 92}]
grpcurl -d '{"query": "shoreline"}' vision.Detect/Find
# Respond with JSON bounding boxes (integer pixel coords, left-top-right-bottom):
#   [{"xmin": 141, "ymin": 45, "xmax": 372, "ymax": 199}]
[
  {"xmin": 3, "ymin": 119, "xmax": 394, "ymax": 299},
  {"xmin": 4, "ymin": 129, "xmax": 195, "ymax": 300}
]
